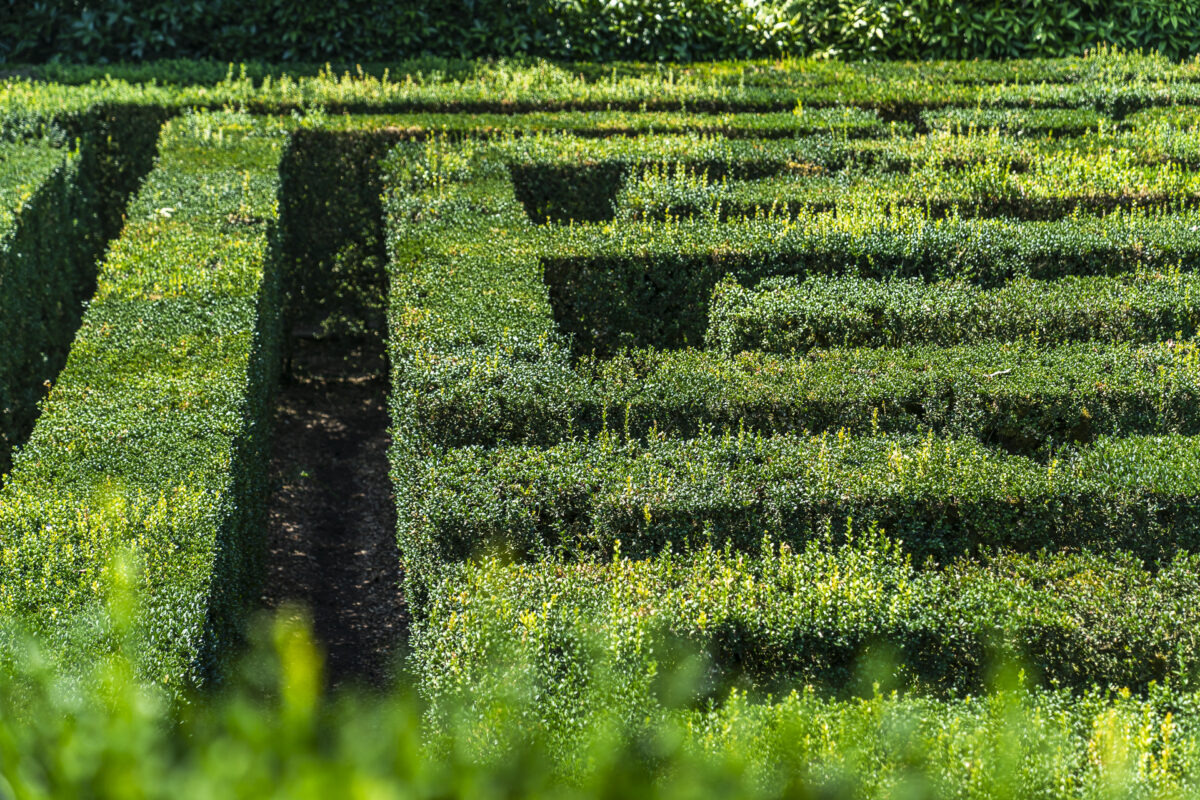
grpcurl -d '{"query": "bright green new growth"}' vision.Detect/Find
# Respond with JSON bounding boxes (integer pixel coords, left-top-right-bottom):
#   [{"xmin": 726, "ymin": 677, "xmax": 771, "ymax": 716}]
[
  {"xmin": 374, "ymin": 61, "xmax": 1200, "ymax": 788},
  {"xmin": 706, "ymin": 273, "xmax": 1200, "ymax": 352},
  {"xmin": 12, "ymin": 53, "xmax": 1200, "ymax": 794},
  {"xmin": 0, "ymin": 113, "xmax": 286, "ymax": 688}
]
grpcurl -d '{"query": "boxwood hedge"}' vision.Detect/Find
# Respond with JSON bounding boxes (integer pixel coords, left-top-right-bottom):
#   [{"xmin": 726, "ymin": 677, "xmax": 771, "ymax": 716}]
[
  {"xmin": 0, "ymin": 142, "xmax": 96, "ymax": 476},
  {"xmin": 11, "ymin": 61, "xmax": 1200, "ymax": 713},
  {"xmin": 541, "ymin": 212, "xmax": 1200, "ymax": 355},
  {"xmin": 383, "ymin": 130, "xmax": 1200, "ymax": 641},
  {"xmin": 394, "ymin": 336, "xmax": 1200, "ymax": 454},
  {"xmin": 415, "ymin": 540, "xmax": 1200, "ymax": 705},
  {"xmin": 706, "ymin": 273, "xmax": 1200, "ymax": 353},
  {"xmin": 617, "ymin": 154, "xmax": 1200, "ymax": 222},
  {"xmin": 0, "ymin": 112, "xmax": 286, "ymax": 688},
  {"xmin": 400, "ymin": 431, "xmax": 1200, "ymax": 583}
]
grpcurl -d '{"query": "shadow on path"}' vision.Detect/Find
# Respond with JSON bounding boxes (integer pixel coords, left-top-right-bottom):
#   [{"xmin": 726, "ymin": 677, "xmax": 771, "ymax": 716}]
[{"xmin": 260, "ymin": 332, "xmax": 407, "ymax": 688}]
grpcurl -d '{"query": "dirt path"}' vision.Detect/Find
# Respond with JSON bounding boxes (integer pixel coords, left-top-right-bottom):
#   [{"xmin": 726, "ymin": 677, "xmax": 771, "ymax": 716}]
[{"xmin": 260, "ymin": 334, "xmax": 407, "ymax": 689}]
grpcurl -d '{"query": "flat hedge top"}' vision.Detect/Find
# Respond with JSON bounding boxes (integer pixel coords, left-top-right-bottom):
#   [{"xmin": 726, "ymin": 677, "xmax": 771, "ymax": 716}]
[
  {"xmin": 14, "ymin": 54, "xmax": 1200, "ymax": 137},
  {"xmin": 0, "ymin": 112, "xmax": 287, "ymax": 686},
  {"xmin": 0, "ymin": 139, "xmax": 68, "ymax": 235}
]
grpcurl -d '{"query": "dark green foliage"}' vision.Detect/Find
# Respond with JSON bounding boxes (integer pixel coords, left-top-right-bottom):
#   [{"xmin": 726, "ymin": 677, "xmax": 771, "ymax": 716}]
[
  {"xmin": 542, "ymin": 213, "xmax": 1200, "ymax": 356},
  {"xmin": 591, "ymin": 341, "xmax": 1200, "ymax": 450},
  {"xmin": 418, "ymin": 539, "xmax": 1200, "ymax": 699},
  {"xmin": 394, "ymin": 338, "xmax": 1200, "ymax": 454},
  {"xmin": 400, "ymin": 431, "xmax": 1200, "ymax": 580},
  {"xmin": 707, "ymin": 273, "xmax": 1200, "ymax": 353},
  {"xmin": 0, "ymin": 106, "xmax": 166, "ymax": 478},
  {"xmin": 0, "ymin": 143, "xmax": 94, "ymax": 476},
  {"xmin": 504, "ymin": 134, "xmax": 892, "ymax": 223},
  {"xmin": 3, "ymin": 0, "xmax": 789, "ymax": 64},
  {"xmin": 278, "ymin": 128, "xmax": 403, "ymax": 336},
  {"xmin": 10, "ymin": 2, "xmax": 1200, "ymax": 63},
  {"xmin": 0, "ymin": 113, "xmax": 286, "ymax": 688}
]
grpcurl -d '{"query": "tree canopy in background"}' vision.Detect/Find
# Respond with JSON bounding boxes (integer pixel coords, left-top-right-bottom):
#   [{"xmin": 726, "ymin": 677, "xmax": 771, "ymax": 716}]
[{"xmin": 5, "ymin": 0, "xmax": 1200, "ymax": 64}]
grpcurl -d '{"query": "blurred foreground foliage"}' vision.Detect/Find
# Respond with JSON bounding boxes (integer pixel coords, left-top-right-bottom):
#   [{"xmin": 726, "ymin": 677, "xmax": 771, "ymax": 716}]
[{"xmin": 1, "ymin": 554, "xmax": 1200, "ymax": 799}]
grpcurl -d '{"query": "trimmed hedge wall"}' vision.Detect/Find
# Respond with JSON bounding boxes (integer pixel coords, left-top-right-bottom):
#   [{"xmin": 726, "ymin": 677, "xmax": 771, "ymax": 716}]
[
  {"xmin": 13, "ymin": 61, "xmax": 1200, "ymax": 122},
  {"xmin": 394, "ymin": 337, "xmax": 1200, "ymax": 454},
  {"xmin": 706, "ymin": 273, "xmax": 1200, "ymax": 353},
  {"xmin": 416, "ymin": 541, "xmax": 1200, "ymax": 709},
  {"xmin": 401, "ymin": 432, "xmax": 1200, "ymax": 581},
  {"xmin": 616, "ymin": 153, "xmax": 1200, "ymax": 223},
  {"xmin": 541, "ymin": 212, "xmax": 1200, "ymax": 355},
  {"xmin": 11, "ymin": 70, "xmax": 1200, "ymax": 711},
  {"xmin": 383, "ymin": 132, "xmax": 1200, "ymax": 609},
  {"xmin": 0, "ymin": 107, "xmax": 168, "ymax": 477},
  {"xmin": 0, "ymin": 142, "xmax": 93, "ymax": 476},
  {"xmin": 921, "ymin": 107, "xmax": 1110, "ymax": 137},
  {"xmin": 0, "ymin": 113, "xmax": 286, "ymax": 688}
]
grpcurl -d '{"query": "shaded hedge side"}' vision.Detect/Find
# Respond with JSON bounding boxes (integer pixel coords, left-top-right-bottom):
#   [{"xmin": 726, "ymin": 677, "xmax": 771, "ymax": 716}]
[{"xmin": 0, "ymin": 113, "xmax": 286, "ymax": 689}]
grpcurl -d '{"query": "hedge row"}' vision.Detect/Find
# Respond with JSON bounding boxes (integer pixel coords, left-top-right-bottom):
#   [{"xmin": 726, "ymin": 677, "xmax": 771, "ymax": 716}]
[
  {"xmin": 14, "ymin": 61, "xmax": 1200, "ymax": 123},
  {"xmin": 0, "ymin": 103, "xmax": 169, "ymax": 477},
  {"xmin": 921, "ymin": 107, "xmax": 1111, "ymax": 137},
  {"xmin": 20, "ymin": 54, "xmax": 1200, "ymax": 89},
  {"xmin": 0, "ymin": 141, "xmax": 94, "ymax": 476},
  {"xmin": 401, "ymin": 432, "xmax": 1200, "ymax": 582},
  {"xmin": 600, "ymin": 342, "xmax": 1200, "ymax": 449},
  {"xmin": 506, "ymin": 132, "xmax": 1068, "ymax": 223},
  {"xmin": 706, "ymin": 273, "xmax": 1200, "ymax": 353},
  {"xmin": 397, "ymin": 336, "xmax": 1200, "ymax": 455},
  {"xmin": 415, "ymin": 541, "xmax": 1200, "ymax": 707},
  {"xmin": 1125, "ymin": 105, "xmax": 1200, "ymax": 130},
  {"xmin": 616, "ymin": 150, "xmax": 1200, "ymax": 222},
  {"xmin": 383, "ymin": 137, "xmax": 574, "ymax": 604},
  {"xmin": 380, "ymin": 99, "xmax": 1200, "ymax": 709},
  {"xmin": 510, "ymin": 128, "xmax": 1200, "ymax": 223},
  {"xmin": 503, "ymin": 134, "xmax": 882, "ymax": 223},
  {"xmin": 331, "ymin": 109, "xmax": 894, "ymax": 143},
  {"xmin": 541, "ymin": 212, "xmax": 1200, "ymax": 355},
  {"xmin": 384, "ymin": 139, "xmax": 555, "ymax": 356},
  {"xmin": 0, "ymin": 113, "xmax": 286, "ymax": 688},
  {"xmin": 383, "ymin": 141, "xmax": 1200, "ymax": 454}
]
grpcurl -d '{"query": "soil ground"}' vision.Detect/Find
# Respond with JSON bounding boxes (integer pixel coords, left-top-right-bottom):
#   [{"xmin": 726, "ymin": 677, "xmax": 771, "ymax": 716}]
[{"xmin": 260, "ymin": 333, "xmax": 407, "ymax": 689}]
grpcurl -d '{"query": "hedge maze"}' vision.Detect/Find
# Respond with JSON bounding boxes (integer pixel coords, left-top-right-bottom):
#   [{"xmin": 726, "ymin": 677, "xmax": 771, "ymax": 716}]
[
  {"xmin": 6, "ymin": 56, "xmax": 1200, "ymax": 734},
  {"xmin": 389, "ymin": 122, "xmax": 1200, "ymax": 717}
]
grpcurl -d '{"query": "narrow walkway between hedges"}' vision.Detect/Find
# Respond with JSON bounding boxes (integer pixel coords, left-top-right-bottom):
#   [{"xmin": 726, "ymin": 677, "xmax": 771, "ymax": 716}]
[{"xmin": 260, "ymin": 332, "xmax": 407, "ymax": 688}]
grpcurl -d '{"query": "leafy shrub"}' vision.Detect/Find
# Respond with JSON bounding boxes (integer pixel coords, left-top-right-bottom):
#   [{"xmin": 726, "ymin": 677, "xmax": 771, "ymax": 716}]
[
  {"xmin": 401, "ymin": 431, "xmax": 1200, "ymax": 585},
  {"xmin": 417, "ymin": 537, "xmax": 1200, "ymax": 702},
  {"xmin": 9, "ymin": 2, "xmax": 1200, "ymax": 63},
  {"xmin": 706, "ymin": 273, "xmax": 1200, "ymax": 352},
  {"xmin": 1, "ymin": 0, "xmax": 791, "ymax": 64},
  {"xmin": 779, "ymin": 2, "xmax": 1200, "ymax": 61},
  {"xmin": 0, "ymin": 112, "xmax": 286, "ymax": 688},
  {"xmin": 0, "ymin": 592, "xmax": 1196, "ymax": 798}
]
